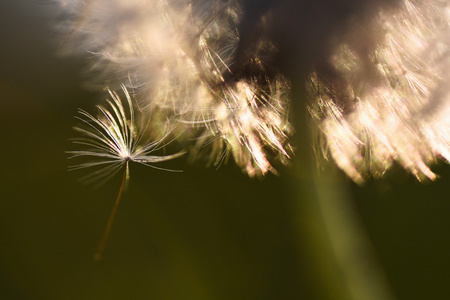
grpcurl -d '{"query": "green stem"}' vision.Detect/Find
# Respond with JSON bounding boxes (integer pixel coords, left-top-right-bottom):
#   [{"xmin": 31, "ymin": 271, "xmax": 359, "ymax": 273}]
[{"xmin": 291, "ymin": 83, "xmax": 395, "ymax": 300}]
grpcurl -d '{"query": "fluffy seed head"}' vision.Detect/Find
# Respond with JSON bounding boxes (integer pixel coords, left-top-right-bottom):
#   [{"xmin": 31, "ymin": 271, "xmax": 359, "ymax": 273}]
[{"xmin": 58, "ymin": 0, "xmax": 450, "ymax": 182}]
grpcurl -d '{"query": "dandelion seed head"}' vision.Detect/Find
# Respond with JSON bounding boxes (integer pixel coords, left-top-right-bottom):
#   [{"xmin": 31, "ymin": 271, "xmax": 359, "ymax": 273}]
[
  {"xmin": 309, "ymin": 0, "xmax": 450, "ymax": 182},
  {"xmin": 59, "ymin": 0, "xmax": 450, "ymax": 181},
  {"xmin": 59, "ymin": 0, "xmax": 293, "ymax": 176}
]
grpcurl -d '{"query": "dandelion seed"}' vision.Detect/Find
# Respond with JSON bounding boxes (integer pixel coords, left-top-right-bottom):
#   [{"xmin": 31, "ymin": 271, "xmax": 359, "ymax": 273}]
[
  {"xmin": 68, "ymin": 86, "xmax": 184, "ymax": 182},
  {"xmin": 68, "ymin": 85, "xmax": 184, "ymax": 259}
]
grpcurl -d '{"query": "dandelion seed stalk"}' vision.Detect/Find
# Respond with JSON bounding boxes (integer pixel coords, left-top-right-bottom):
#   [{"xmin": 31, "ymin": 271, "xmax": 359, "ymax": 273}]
[{"xmin": 94, "ymin": 161, "xmax": 129, "ymax": 261}]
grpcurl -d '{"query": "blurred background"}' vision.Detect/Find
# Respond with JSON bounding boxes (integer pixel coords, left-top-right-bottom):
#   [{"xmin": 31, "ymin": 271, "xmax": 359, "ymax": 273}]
[{"xmin": 1, "ymin": 1, "xmax": 450, "ymax": 299}]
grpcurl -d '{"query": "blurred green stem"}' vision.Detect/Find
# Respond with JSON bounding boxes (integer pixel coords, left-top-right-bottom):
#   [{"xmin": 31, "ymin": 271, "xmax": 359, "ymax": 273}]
[{"xmin": 290, "ymin": 83, "xmax": 395, "ymax": 300}]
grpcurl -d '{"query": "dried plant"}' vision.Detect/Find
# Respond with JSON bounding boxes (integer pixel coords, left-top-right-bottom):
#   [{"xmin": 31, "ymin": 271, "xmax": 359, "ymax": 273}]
[{"xmin": 56, "ymin": 2, "xmax": 450, "ymax": 297}]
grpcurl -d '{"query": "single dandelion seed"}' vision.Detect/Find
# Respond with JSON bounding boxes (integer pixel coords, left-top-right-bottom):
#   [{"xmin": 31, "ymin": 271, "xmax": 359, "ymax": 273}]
[{"xmin": 67, "ymin": 85, "xmax": 184, "ymax": 260}]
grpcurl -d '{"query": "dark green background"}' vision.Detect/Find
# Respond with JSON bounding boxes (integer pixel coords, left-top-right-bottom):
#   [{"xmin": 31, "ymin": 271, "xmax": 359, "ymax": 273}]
[{"xmin": 1, "ymin": 1, "xmax": 450, "ymax": 299}]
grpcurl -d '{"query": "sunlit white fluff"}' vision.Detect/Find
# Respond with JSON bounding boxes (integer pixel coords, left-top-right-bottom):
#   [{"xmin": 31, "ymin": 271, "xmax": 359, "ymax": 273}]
[
  {"xmin": 58, "ymin": 0, "xmax": 292, "ymax": 177},
  {"xmin": 58, "ymin": 0, "xmax": 450, "ymax": 182},
  {"xmin": 309, "ymin": 0, "xmax": 450, "ymax": 182},
  {"xmin": 183, "ymin": 79, "xmax": 292, "ymax": 176}
]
